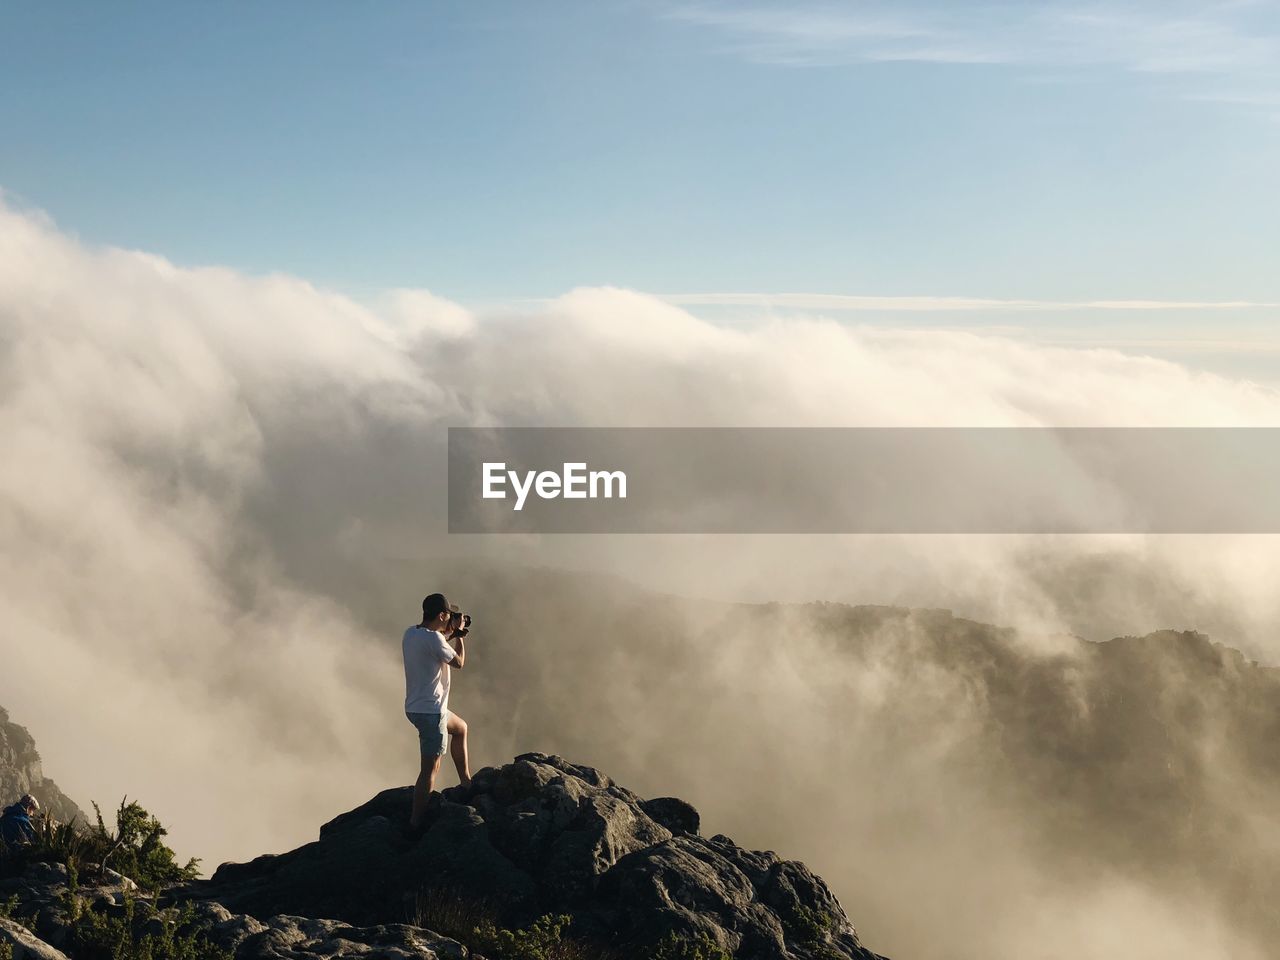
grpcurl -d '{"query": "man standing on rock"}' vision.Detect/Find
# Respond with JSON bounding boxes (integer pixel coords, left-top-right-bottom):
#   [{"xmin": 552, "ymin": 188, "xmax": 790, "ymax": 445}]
[{"xmin": 403, "ymin": 593, "xmax": 472, "ymax": 832}]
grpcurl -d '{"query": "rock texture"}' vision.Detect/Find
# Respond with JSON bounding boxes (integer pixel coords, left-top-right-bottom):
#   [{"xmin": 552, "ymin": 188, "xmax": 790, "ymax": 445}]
[
  {"xmin": 0, "ymin": 708, "xmax": 84, "ymax": 826},
  {"xmin": 0, "ymin": 862, "xmax": 472, "ymax": 960},
  {"xmin": 0, "ymin": 916, "xmax": 71, "ymax": 960},
  {"xmin": 0, "ymin": 862, "xmax": 103, "ymax": 956},
  {"xmin": 192, "ymin": 905, "xmax": 471, "ymax": 959},
  {"xmin": 197, "ymin": 753, "xmax": 886, "ymax": 960}
]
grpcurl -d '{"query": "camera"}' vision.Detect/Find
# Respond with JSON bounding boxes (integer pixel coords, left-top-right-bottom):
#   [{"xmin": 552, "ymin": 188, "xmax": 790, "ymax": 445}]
[{"xmin": 452, "ymin": 612, "xmax": 472, "ymax": 638}]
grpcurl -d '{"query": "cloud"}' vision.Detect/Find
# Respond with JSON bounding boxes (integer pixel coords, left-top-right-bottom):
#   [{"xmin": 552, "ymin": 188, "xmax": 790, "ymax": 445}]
[
  {"xmin": 5, "ymin": 198, "xmax": 1280, "ymax": 957},
  {"xmin": 662, "ymin": 1, "xmax": 1280, "ymax": 112},
  {"xmin": 661, "ymin": 2, "xmax": 1005, "ymax": 66},
  {"xmin": 655, "ymin": 292, "xmax": 1280, "ymax": 312}
]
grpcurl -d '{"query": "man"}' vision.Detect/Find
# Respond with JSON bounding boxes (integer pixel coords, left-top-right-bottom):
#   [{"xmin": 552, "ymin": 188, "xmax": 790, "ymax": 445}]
[
  {"xmin": 0, "ymin": 794, "xmax": 40, "ymax": 846},
  {"xmin": 403, "ymin": 592, "xmax": 472, "ymax": 832}
]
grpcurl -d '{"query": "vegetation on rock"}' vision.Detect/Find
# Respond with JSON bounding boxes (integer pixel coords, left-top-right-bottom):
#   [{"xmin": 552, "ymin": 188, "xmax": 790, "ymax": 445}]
[
  {"xmin": 1, "ymin": 797, "xmax": 198, "ymax": 892},
  {"xmin": 2, "ymin": 800, "xmax": 222, "ymax": 960},
  {"xmin": 58, "ymin": 869, "xmax": 230, "ymax": 960}
]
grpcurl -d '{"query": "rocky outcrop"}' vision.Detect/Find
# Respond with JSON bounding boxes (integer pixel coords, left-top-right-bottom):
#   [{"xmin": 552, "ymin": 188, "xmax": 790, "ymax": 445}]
[
  {"xmin": 197, "ymin": 753, "xmax": 887, "ymax": 959},
  {"xmin": 0, "ymin": 751, "xmax": 888, "ymax": 959},
  {"xmin": 0, "ymin": 862, "xmax": 109, "ymax": 957},
  {"xmin": 0, "ymin": 861, "xmax": 472, "ymax": 960},
  {"xmin": 0, "ymin": 708, "xmax": 84, "ymax": 826}
]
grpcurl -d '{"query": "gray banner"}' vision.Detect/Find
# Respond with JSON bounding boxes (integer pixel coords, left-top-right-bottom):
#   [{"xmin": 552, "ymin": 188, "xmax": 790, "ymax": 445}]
[{"xmin": 447, "ymin": 427, "xmax": 1280, "ymax": 533}]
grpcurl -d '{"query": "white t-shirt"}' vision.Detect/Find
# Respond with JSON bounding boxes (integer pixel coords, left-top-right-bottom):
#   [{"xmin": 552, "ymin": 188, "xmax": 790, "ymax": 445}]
[{"xmin": 403, "ymin": 626, "xmax": 457, "ymax": 714}]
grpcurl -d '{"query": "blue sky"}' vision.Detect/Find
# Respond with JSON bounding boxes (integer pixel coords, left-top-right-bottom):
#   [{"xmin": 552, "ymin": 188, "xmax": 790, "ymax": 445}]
[{"xmin": 3, "ymin": 1, "xmax": 1279, "ymax": 317}]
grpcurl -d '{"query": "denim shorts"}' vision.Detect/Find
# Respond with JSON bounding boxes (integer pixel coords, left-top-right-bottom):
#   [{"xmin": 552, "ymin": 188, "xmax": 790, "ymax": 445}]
[{"xmin": 407, "ymin": 710, "xmax": 449, "ymax": 757}]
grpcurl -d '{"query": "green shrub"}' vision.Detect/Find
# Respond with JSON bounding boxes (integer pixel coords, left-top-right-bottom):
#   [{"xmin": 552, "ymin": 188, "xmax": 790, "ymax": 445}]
[
  {"xmin": 651, "ymin": 930, "xmax": 732, "ymax": 960},
  {"xmin": 62, "ymin": 889, "xmax": 230, "ymax": 960},
  {"xmin": 472, "ymin": 912, "xmax": 574, "ymax": 960},
  {"xmin": 0, "ymin": 890, "xmax": 37, "ymax": 934},
  {"xmin": 0, "ymin": 938, "xmax": 12, "ymax": 960},
  {"xmin": 2, "ymin": 797, "xmax": 199, "ymax": 891},
  {"xmin": 784, "ymin": 905, "xmax": 836, "ymax": 944},
  {"xmin": 414, "ymin": 889, "xmax": 621, "ymax": 960},
  {"xmin": 90, "ymin": 799, "xmax": 200, "ymax": 889}
]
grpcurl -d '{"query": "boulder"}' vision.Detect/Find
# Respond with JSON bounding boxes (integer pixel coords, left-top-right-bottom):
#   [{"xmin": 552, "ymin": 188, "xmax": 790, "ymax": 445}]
[
  {"xmin": 641, "ymin": 796, "xmax": 701, "ymax": 836},
  {"xmin": 0, "ymin": 919, "xmax": 70, "ymax": 960}
]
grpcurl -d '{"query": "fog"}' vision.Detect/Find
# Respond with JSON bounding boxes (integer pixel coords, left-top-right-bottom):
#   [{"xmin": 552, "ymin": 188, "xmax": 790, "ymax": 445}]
[{"xmin": 2, "ymin": 199, "xmax": 1278, "ymax": 960}]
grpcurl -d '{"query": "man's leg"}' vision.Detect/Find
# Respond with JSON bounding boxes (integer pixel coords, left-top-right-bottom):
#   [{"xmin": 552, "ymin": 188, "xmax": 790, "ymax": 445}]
[
  {"xmin": 446, "ymin": 710, "xmax": 472, "ymax": 788},
  {"xmin": 411, "ymin": 750, "xmax": 443, "ymax": 829}
]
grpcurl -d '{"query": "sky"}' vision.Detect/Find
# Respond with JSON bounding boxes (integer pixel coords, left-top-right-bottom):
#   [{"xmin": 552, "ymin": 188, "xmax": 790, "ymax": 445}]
[{"xmin": 2, "ymin": 1, "xmax": 1278, "ymax": 319}]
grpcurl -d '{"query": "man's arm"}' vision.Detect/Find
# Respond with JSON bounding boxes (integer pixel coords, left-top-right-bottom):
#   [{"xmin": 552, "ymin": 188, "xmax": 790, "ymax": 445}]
[{"xmin": 437, "ymin": 631, "xmax": 465, "ymax": 669}]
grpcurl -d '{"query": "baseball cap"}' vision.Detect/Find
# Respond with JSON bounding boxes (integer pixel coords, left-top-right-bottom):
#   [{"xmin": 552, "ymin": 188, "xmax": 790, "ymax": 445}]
[{"xmin": 422, "ymin": 593, "xmax": 460, "ymax": 619}]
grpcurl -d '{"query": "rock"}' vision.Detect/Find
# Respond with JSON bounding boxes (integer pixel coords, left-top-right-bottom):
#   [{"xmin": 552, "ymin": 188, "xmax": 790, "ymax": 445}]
[
  {"xmin": 197, "ymin": 752, "xmax": 887, "ymax": 959},
  {"xmin": 1, "ymin": 736, "xmax": 887, "ymax": 959},
  {"xmin": 186, "ymin": 903, "xmax": 474, "ymax": 960},
  {"xmin": 0, "ymin": 918, "xmax": 69, "ymax": 960},
  {"xmin": 97, "ymin": 866, "xmax": 138, "ymax": 892},
  {"xmin": 14, "ymin": 863, "xmax": 68, "ymax": 887},
  {"xmin": 0, "ymin": 878, "xmax": 474, "ymax": 960},
  {"xmin": 641, "ymin": 797, "xmax": 700, "ymax": 836}
]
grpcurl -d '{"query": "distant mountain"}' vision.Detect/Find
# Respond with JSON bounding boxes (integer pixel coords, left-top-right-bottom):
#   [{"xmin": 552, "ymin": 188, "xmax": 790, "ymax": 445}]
[
  {"xmin": 0, "ymin": 705, "xmax": 84, "ymax": 825},
  {"xmin": 769, "ymin": 603, "xmax": 1280, "ymax": 943}
]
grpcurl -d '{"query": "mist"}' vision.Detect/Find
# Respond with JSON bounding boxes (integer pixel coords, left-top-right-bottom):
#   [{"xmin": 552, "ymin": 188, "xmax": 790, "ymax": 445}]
[{"xmin": 3, "ymin": 198, "xmax": 1279, "ymax": 960}]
